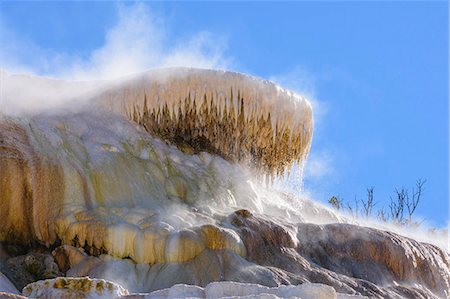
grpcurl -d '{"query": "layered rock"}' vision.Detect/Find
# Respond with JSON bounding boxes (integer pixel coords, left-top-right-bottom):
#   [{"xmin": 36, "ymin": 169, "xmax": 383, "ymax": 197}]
[
  {"xmin": 43, "ymin": 211, "xmax": 449, "ymax": 298},
  {"xmin": 21, "ymin": 277, "xmax": 367, "ymax": 299},
  {"xmin": 0, "ymin": 252, "xmax": 60, "ymax": 290},
  {"xmin": 96, "ymin": 68, "xmax": 313, "ymax": 177},
  {"xmin": 0, "ymin": 108, "xmax": 322, "ymax": 260},
  {"xmin": 229, "ymin": 211, "xmax": 450, "ymax": 298},
  {"xmin": 0, "ymin": 69, "xmax": 449, "ymax": 299},
  {"xmin": 0, "ymin": 113, "xmax": 251, "ymax": 250},
  {"xmin": 2, "ymin": 68, "xmax": 313, "ymax": 177},
  {"xmin": 22, "ymin": 277, "xmax": 128, "ymax": 299}
]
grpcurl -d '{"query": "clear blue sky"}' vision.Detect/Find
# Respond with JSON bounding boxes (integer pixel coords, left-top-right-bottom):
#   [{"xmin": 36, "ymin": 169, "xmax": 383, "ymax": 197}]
[{"xmin": 0, "ymin": 1, "xmax": 448, "ymax": 227}]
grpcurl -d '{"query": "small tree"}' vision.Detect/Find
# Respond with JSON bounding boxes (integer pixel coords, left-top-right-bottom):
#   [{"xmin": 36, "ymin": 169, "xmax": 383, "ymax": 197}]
[
  {"xmin": 361, "ymin": 187, "xmax": 375, "ymax": 218},
  {"xmin": 406, "ymin": 178, "xmax": 425, "ymax": 224},
  {"xmin": 344, "ymin": 197, "xmax": 360, "ymax": 219},
  {"xmin": 328, "ymin": 179, "xmax": 425, "ymax": 226},
  {"xmin": 377, "ymin": 207, "xmax": 389, "ymax": 223},
  {"xmin": 389, "ymin": 178, "xmax": 425, "ymax": 225},
  {"xmin": 389, "ymin": 187, "xmax": 406, "ymax": 225},
  {"xmin": 328, "ymin": 196, "xmax": 342, "ymax": 210}
]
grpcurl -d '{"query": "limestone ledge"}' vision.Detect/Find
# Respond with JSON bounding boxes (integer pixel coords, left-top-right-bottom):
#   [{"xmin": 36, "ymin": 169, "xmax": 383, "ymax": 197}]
[
  {"xmin": 22, "ymin": 277, "xmax": 128, "ymax": 299},
  {"xmin": 54, "ymin": 210, "xmax": 246, "ymax": 264},
  {"xmin": 19, "ymin": 277, "xmax": 368, "ymax": 299}
]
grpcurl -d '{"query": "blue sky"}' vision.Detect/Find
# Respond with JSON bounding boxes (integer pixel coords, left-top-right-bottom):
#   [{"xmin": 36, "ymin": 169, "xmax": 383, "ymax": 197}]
[{"xmin": 0, "ymin": 1, "xmax": 448, "ymax": 227}]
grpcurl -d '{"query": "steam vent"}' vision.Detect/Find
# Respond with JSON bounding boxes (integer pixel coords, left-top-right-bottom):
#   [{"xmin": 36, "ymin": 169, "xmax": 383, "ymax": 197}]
[{"xmin": 1, "ymin": 68, "xmax": 449, "ymax": 299}]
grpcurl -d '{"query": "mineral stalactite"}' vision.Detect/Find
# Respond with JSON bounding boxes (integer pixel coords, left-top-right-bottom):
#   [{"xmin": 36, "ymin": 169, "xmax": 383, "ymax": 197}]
[
  {"xmin": 96, "ymin": 68, "xmax": 313, "ymax": 177},
  {"xmin": 0, "ymin": 68, "xmax": 313, "ymax": 260},
  {"xmin": 0, "ymin": 68, "xmax": 449, "ymax": 299}
]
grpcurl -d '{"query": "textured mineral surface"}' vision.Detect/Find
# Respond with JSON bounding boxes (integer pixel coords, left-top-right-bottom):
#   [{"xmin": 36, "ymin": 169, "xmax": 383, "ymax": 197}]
[{"xmin": 0, "ymin": 69, "xmax": 449, "ymax": 299}]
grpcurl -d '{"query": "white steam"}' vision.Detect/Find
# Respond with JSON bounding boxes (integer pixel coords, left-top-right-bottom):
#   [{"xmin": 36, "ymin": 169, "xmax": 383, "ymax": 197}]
[
  {"xmin": 303, "ymin": 151, "xmax": 335, "ymax": 181},
  {"xmin": 0, "ymin": 3, "xmax": 231, "ymax": 115},
  {"xmin": 65, "ymin": 4, "xmax": 231, "ymax": 80},
  {"xmin": 0, "ymin": 3, "xmax": 230, "ymax": 80}
]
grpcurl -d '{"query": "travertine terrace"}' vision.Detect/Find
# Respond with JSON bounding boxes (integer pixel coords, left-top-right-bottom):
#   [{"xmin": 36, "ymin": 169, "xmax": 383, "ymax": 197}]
[
  {"xmin": 0, "ymin": 69, "xmax": 449, "ymax": 299},
  {"xmin": 97, "ymin": 68, "xmax": 313, "ymax": 177}
]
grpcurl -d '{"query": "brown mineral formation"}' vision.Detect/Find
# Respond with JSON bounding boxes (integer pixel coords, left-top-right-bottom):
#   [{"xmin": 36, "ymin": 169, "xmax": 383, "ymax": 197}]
[
  {"xmin": 0, "ymin": 69, "xmax": 449, "ymax": 299},
  {"xmin": 22, "ymin": 277, "xmax": 129, "ymax": 298},
  {"xmin": 97, "ymin": 68, "xmax": 313, "ymax": 177},
  {"xmin": 0, "ymin": 120, "xmax": 65, "ymax": 245},
  {"xmin": 229, "ymin": 211, "xmax": 450, "ymax": 298}
]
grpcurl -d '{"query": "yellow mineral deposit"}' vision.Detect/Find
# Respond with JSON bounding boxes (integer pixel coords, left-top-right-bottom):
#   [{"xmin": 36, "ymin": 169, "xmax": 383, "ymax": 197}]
[
  {"xmin": 0, "ymin": 68, "xmax": 312, "ymax": 267},
  {"xmin": 22, "ymin": 277, "xmax": 129, "ymax": 298},
  {"xmin": 97, "ymin": 68, "xmax": 313, "ymax": 177},
  {"xmin": 2, "ymin": 69, "xmax": 449, "ymax": 299}
]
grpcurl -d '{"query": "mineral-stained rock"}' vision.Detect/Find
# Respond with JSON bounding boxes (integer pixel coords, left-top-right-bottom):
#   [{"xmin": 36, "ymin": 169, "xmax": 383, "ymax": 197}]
[
  {"xmin": 96, "ymin": 68, "xmax": 313, "ymax": 177},
  {"xmin": 295, "ymin": 222, "xmax": 450, "ymax": 298},
  {"xmin": 130, "ymin": 283, "xmax": 205, "ymax": 298},
  {"xmin": 229, "ymin": 211, "xmax": 450, "ymax": 299},
  {"xmin": 0, "ymin": 252, "xmax": 60, "ymax": 291},
  {"xmin": 52, "ymin": 245, "xmax": 90, "ymax": 274},
  {"xmin": 122, "ymin": 281, "xmax": 369, "ymax": 299},
  {"xmin": 0, "ymin": 114, "xmax": 301, "ymax": 263},
  {"xmin": 22, "ymin": 277, "xmax": 129, "ymax": 299},
  {"xmin": 1, "ymin": 69, "xmax": 449, "ymax": 298},
  {"xmin": 0, "ymin": 293, "xmax": 28, "ymax": 299},
  {"xmin": 0, "ymin": 120, "xmax": 65, "ymax": 246},
  {"xmin": 196, "ymin": 224, "xmax": 246, "ymax": 256},
  {"xmin": 38, "ymin": 209, "xmax": 450, "ymax": 298},
  {"xmin": 45, "ymin": 215, "xmax": 447, "ymax": 298},
  {"xmin": 53, "ymin": 247, "xmax": 263, "ymax": 292},
  {"xmin": 17, "ymin": 278, "xmax": 370, "ymax": 299}
]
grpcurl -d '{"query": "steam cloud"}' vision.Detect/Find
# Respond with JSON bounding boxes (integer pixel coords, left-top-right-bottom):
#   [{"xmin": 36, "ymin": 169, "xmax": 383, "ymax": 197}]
[
  {"xmin": 0, "ymin": 3, "xmax": 231, "ymax": 115},
  {"xmin": 0, "ymin": 3, "xmax": 231, "ymax": 80}
]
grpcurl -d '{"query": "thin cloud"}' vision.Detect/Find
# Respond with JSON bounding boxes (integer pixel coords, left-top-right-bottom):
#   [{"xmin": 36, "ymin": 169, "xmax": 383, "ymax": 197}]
[
  {"xmin": 273, "ymin": 150, "xmax": 335, "ymax": 200},
  {"xmin": 0, "ymin": 3, "xmax": 232, "ymax": 80},
  {"xmin": 304, "ymin": 150, "xmax": 334, "ymax": 181}
]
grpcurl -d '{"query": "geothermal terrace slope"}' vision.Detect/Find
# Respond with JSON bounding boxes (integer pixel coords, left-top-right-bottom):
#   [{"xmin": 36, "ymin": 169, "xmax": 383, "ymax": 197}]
[
  {"xmin": 2, "ymin": 68, "xmax": 313, "ymax": 177},
  {"xmin": 0, "ymin": 68, "xmax": 449, "ymax": 299}
]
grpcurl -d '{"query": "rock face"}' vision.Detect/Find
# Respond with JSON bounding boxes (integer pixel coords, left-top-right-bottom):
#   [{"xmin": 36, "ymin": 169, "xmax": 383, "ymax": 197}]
[
  {"xmin": 22, "ymin": 277, "xmax": 128, "ymax": 299},
  {"xmin": 125, "ymin": 281, "xmax": 369, "ymax": 299},
  {"xmin": 0, "ymin": 111, "xmax": 324, "ymax": 265},
  {"xmin": 97, "ymin": 68, "xmax": 313, "ymax": 177},
  {"xmin": 0, "ymin": 69, "xmax": 449, "ymax": 298},
  {"xmin": 0, "ymin": 114, "xmax": 251, "ymax": 258},
  {"xmin": 0, "ymin": 272, "xmax": 18, "ymax": 294},
  {"xmin": 0, "ymin": 252, "xmax": 60, "ymax": 290},
  {"xmin": 230, "ymin": 211, "xmax": 450, "ymax": 299},
  {"xmin": 20, "ymin": 277, "xmax": 366, "ymax": 299},
  {"xmin": 2, "ymin": 69, "xmax": 313, "ymax": 177},
  {"xmin": 46, "ymin": 212, "xmax": 448, "ymax": 298},
  {"xmin": 295, "ymin": 223, "xmax": 450, "ymax": 296}
]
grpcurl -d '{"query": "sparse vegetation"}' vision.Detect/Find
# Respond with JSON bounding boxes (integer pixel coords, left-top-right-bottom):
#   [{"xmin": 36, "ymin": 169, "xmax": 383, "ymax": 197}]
[
  {"xmin": 328, "ymin": 196, "xmax": 342, "ymax": 210},
  {"xmin": 328, "ymin": 178, "xmax": 426, "ymax": 226}
]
